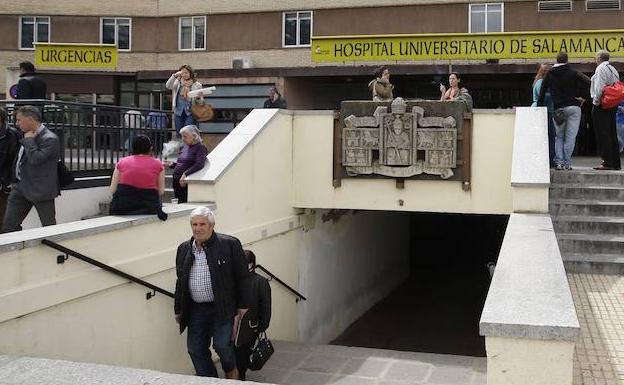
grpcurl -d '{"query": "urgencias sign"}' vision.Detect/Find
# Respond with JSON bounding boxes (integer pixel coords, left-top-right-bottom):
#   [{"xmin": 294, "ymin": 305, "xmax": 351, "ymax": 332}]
[
  {"xmin": 35, "ymin": 43, "xmax": 118, "ymax": 69},
  {"xmin": 312, "ymin": 30, "xmax": 624, "ymax": 62}
]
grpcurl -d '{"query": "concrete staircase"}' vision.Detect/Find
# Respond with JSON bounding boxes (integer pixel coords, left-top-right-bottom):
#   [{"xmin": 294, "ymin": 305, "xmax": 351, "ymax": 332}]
[{"xmin": 550, "ymin": 169, "xmax": 624, "ymax": 274}]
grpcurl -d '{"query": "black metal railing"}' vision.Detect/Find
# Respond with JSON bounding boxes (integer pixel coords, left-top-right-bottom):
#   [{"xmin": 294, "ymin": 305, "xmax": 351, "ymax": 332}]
[
  {"xmin": 0, "ymin": 99, "xmax": 253, "ymax": 174},
  {"xmin": 41, "ymin": 239, "xmax": 306, "ymax": 302},
  {"xmin": 42, "ymin": 239, "xmax": 174, "ymax": 300},
  {"xmin": 256, "ymin": 264, "xmax": 307, "ymax": 302},
  {"xmin": 1, "ymin": 99, "xmax": 175, "ymax": 172}
]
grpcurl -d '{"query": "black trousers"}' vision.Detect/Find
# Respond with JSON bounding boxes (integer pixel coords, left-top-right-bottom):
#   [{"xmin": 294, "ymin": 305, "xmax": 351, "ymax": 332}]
[
  {"xmin": 172, "ymin": 174, "xmax": 189, "ymax": 203},
  {"xmin": 234, "ymin": 336, "xmax": 257, "ymax": 381},
  {"xmin": 592, "ymin": 105, "xmax": 621, "ymax": 169}
]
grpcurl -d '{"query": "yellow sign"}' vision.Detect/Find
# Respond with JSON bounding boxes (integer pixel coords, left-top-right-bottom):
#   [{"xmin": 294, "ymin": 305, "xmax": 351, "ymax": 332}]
[
  {"xmin": 35, "ymin": 43, "xmax": 118, "ymax": 69},
  {"xmin": 312, "ymin": 30, "xmax": 624, "ymax": 62}
]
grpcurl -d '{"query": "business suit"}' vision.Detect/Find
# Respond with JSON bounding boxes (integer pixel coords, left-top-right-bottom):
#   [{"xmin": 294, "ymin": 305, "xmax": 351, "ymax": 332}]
[{"xmin": 2, "ymin": 125, "xmax": 60, "ymax": 232}]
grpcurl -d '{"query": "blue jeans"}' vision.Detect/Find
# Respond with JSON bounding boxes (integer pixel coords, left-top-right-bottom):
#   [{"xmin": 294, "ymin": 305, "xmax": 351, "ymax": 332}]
[
  {"xmin": 187, "ymin": 302, "xmax": 236, "ymax": 377},
  {"xmin": 554, "ymin": 106, "xmax": 582, "ymax": 166},
  {"xmin": 175, "ymin": 110, "xmax": 196, "ymax": 134}
]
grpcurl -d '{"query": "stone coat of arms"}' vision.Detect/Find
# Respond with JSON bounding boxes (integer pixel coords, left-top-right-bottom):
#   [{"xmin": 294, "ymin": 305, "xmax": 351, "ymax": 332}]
[{"xmin": 343, "ymin": 97, "xmax": 457, "ymax": 179}]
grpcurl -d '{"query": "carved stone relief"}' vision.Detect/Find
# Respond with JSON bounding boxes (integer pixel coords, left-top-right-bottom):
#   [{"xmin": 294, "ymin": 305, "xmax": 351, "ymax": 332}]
[{"xmin": 342, "ymin": 97, "xmax": 457, "ymax": 179}]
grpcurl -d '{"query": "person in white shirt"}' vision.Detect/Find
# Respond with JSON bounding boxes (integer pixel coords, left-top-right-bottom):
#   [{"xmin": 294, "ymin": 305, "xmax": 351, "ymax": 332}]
[{"xmin": 590, "ymin": 50, "xmax": 621, "ymax": 170}]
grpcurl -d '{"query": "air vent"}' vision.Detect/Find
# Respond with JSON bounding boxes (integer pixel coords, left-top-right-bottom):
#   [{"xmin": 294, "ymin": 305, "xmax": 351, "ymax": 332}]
[
  {"xmin": 232, "ymin": 57, "xmax": 253, "ymax": 69},
  {"xmin": 586, "ymin": 0, "xmax": 620, "ymax": 10},
  {"xmin": 538, "ymin": 0, "xmax": 573, "ymax": 11}
]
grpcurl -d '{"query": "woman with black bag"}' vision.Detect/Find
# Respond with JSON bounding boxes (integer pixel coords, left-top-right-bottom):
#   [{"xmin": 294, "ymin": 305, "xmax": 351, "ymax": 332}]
[{"xmin": 235, "ymin": 250, "xmax": 272, "ymax": 380}]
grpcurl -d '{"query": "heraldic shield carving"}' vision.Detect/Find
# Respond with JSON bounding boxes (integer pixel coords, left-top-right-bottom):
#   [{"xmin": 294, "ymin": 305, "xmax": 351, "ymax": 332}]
[{"xmin": 343, "ymin": 97, "xmax": 457, "ymax": 179}]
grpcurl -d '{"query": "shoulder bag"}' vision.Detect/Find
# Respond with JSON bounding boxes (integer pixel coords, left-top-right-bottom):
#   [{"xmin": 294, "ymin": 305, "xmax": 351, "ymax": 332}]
[
  {"xmin": 191, "ymin": 103, "xmax": 214, "ymax": 122},
  {"xmin": 57, "ymin": 161, "xmax": 74, "ymax": 188},
  {"xmin": 601, "ymin": 65, "xmax": 624, "ymax": 109}
]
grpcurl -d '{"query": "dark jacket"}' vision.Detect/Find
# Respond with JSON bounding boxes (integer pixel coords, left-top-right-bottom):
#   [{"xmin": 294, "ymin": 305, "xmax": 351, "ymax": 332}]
[
  {"xmin": 264, "ymin": 97, "xmax": 287, "ymax": 109},
  {"xmin": 14, "ymin": 126, "xmax": 60, "ymax": 202},
  {"xmin": 0, "ymin": 126, "xmax": 19, "ymax": 191},
  {"xmin": 109, "ymin": 184, "xmax": 167, "ymax": 221},
  {"xmin": 16, "ymin": 72, "xmax": 47, "ymax": 99},
  {"xmin": 538, "ymin": 64, "xmax": 590, "ymax": 109},
  {"xmin": 174, "ymin": 232, "xmax": 251, "ymax": 333},
  {"xmin": 246, "ymin": 272, "xmax": 272, "ymax": 331}
]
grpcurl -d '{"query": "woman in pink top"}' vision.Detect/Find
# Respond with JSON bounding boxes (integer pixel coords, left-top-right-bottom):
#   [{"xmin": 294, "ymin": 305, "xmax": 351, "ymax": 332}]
[{"xmin": 110, "ymin": 135, "xmax": 167, "ymax": 220}]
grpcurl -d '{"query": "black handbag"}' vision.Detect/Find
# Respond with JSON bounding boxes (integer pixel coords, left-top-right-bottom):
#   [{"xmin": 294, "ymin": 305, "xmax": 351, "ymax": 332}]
[
  {"xmin": 248, "ymin": 332, "xmax": 274, "ymax": 371},
  {"xmin": 57, "ymin": 161, "xmax": 74, "ymax": 188}
]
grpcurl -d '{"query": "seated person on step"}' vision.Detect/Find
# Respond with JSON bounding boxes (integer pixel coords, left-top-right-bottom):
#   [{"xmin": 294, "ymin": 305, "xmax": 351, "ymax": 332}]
[{"xmin": 109, "ymin": 135, "xmax": 167, "ymax": 220}]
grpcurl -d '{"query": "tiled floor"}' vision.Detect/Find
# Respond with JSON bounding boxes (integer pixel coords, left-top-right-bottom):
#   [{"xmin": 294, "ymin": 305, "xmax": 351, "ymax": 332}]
[
  {"xmin": 569, "ymin": 273, "xmax": 624, "ymax": 385},
  {"xmin": 246, "ymin": 341, "xmax": 486, "ymax": 385}
]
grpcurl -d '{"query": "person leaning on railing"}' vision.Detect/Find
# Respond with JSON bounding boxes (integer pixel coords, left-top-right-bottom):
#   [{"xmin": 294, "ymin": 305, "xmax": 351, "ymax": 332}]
[
  {"xmin": 109, "ymin": 135, "xmax": 167, "ymax": 220},
  {"xmin": 163, "ymin": 125, "xmax": 208, "ymax": 204}
]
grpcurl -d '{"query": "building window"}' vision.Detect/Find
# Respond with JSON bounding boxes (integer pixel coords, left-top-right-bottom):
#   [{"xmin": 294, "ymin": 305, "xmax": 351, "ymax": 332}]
[
  {"xmin": 101, "ymin": 18, "xmax": 131, "ymax": 51},
  {"xmin": 283, "ymin": 11, "xmax": 312, "ymax": 47},
  {"xmin": 469, "ymin": 3, "xmax": 504, "ymax": 33},
  {"xmin": 179, "ymin": 16, "xmax": 206, "ymax": 51},
  {"xmin": 19, "ymin": 16, "xmax": 50, "ymax": 50}
]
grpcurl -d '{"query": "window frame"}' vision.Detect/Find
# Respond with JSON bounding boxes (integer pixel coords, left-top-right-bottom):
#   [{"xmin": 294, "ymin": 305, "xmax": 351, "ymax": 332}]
[
  {"xmin": 99, "ymin": 17, "xmax": 132, "ymax": 52},
  {"xmin": 468, "ymin": 3, "xmax": 504, "ymax": 33},
  {"xmin": 282, "ymin": 11, "xmax": 313, "ymax": 48},
  {"xmin": 585, "ymin": 0, "xmax": 621, "ymax": 11},
  {"xmin": 178, "ymin": 15, "xmax": 207, "ymax": 51},
  {"xmin": 18, "ymin": 16, "xmax": 51, "ymax": 50}
]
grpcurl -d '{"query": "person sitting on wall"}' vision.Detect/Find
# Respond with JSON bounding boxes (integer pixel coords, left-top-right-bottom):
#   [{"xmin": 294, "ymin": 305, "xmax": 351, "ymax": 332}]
[
  {"xmin": 109, "ymin": 135, "xmax": 167, "ymax": 220},
  {"xmin": 163, "ymin": 125, "xmax": 208, "ymax": 204},
  {"xmin": 263, "ymin": 86, "xmax": 287, "ymax": 108},
  {"xmin": 368, "ymin": 65, "xmax": 394, "ymax": 102},
  {"xmin": 235, "ymin": 249, "xmax": 272, "ymax": 381},
  {"xmin": 439, "ymin": 72, "xmax": 473, "ymax": 112}
]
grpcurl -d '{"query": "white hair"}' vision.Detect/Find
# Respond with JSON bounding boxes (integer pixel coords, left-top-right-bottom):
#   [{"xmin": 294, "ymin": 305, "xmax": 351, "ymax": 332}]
[
  {"xmin": 180, "ymin": 124, "xmax": 203, "ymax": 144},
  {"xmin": 190, "ymin": 207, "xmax": 215, "ymax": 225}
]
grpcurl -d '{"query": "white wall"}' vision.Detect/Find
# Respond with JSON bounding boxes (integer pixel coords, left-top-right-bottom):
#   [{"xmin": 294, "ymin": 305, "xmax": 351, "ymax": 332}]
[
  {"xmin": 298, "ymin": 210, "xmax": 411, "ymax": 343},
  {"xmin": 22, "ymin": 186, "xmax": 110, "ymax": 229}
]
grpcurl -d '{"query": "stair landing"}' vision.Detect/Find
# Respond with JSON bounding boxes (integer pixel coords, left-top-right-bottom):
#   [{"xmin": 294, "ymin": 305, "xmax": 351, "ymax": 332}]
[{"xmin": 246, "ymin": 341, "xmax": 486, "ymax": 385}]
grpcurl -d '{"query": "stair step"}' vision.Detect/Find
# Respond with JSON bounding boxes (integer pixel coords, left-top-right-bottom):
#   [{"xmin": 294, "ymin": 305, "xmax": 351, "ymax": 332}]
[
  {"xmin": 550, "ymin": 169, "xmax": 624, "ymax": 186},
  {"xmin": 552, "ymin": 215, "xmax": 624, "ymax": 235},
  {"xmin": 549, "ymin": 184, "xmax": 624, "ymax": 201},
  {"xmin": 556, "ymin": 233, "xmax": 624, "ymax": 254},
  {"xmin": 550, "ymin": 199, "xmax": 624, "ymax": 216},
  {"xmin": 562, "ymin": 253, "xmax": 624, "ymax": 275}
]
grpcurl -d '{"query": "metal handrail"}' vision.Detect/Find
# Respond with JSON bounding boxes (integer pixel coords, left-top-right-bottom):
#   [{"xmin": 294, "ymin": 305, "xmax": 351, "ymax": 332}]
[
  {"xmin": 255, "ymin": 264, "xmax": 307, "ymax": 301},
  {"xmin": 41, "ymin": 239, "xmax": 306, "ymax": 302},
  {"xmin": 41, "ymin": 239, "xmax": 174, "ymax": 299}
]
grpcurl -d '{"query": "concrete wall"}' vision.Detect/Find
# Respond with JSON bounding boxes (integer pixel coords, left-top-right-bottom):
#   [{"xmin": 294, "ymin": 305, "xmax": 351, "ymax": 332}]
[
  {"xmin": 293, "ymin": 110, "xmax": 515, "ymax": 214},
  {"xmin": 21, "ymin": 186, "xmax": 110, "ymax": 229},
  {"xmin": 0, "ymin": 208, "xmax": 196, "ymax": 374},
  {"xmin": 298, "ymin": 210, "xmax": 410, "ymax": 343}
]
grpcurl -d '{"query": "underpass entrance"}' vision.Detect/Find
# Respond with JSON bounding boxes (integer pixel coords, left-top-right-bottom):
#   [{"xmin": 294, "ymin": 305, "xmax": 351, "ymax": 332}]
[{"xmin": 331, "ymin": 212, "xmax": 509, "ymax": 357}]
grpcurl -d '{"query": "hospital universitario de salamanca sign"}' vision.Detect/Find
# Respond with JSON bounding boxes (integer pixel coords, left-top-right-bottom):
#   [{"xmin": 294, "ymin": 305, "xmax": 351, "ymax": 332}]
[{"xmin": 311, "ymin": 30, "xmax": 624, "ymax": 62}]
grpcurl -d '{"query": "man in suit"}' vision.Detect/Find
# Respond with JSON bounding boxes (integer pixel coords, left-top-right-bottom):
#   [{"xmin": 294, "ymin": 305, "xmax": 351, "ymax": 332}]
[
  {"xmin": 174, "ymin": 207, "xmax": 250, "ymax": 379},
  {"xmin": 2, "ymin": 106, "xmax": 60, "ymax": 233},
  {"xmin": 16, "ymin": 61, "xmax": 47, "ymax": 99}
]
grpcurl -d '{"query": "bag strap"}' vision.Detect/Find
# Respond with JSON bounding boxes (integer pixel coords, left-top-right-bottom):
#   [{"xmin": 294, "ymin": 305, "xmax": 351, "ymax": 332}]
[{"xmin": 607, "ymin": 64, "xmax": 619, "ymax": 85}]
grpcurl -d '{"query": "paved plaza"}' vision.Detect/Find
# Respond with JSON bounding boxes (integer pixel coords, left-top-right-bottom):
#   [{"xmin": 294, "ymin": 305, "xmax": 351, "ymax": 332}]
[
  {"xmin": 570, "ymin": 273, "xmax": 624, "ymax": 385},
  {"xmin": 246, "ymin": 341, "xmax": 486, "ymax": 385}
]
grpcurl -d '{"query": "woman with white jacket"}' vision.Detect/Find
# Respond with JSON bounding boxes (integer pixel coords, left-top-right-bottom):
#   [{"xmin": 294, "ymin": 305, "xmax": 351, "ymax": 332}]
[{"xmin": 165, "ymin": 64, "xmax": 204, "ymax": 134}]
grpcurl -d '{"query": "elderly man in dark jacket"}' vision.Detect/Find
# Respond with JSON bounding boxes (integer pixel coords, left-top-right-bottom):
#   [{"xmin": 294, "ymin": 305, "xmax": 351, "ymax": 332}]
[
  {"xmin": 174, "ymin": 206, "xmax": 250, "ymax": 380},
  {"xmin": 2, "ymin": 105, "xmax": 60, "ymax": 232}
]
